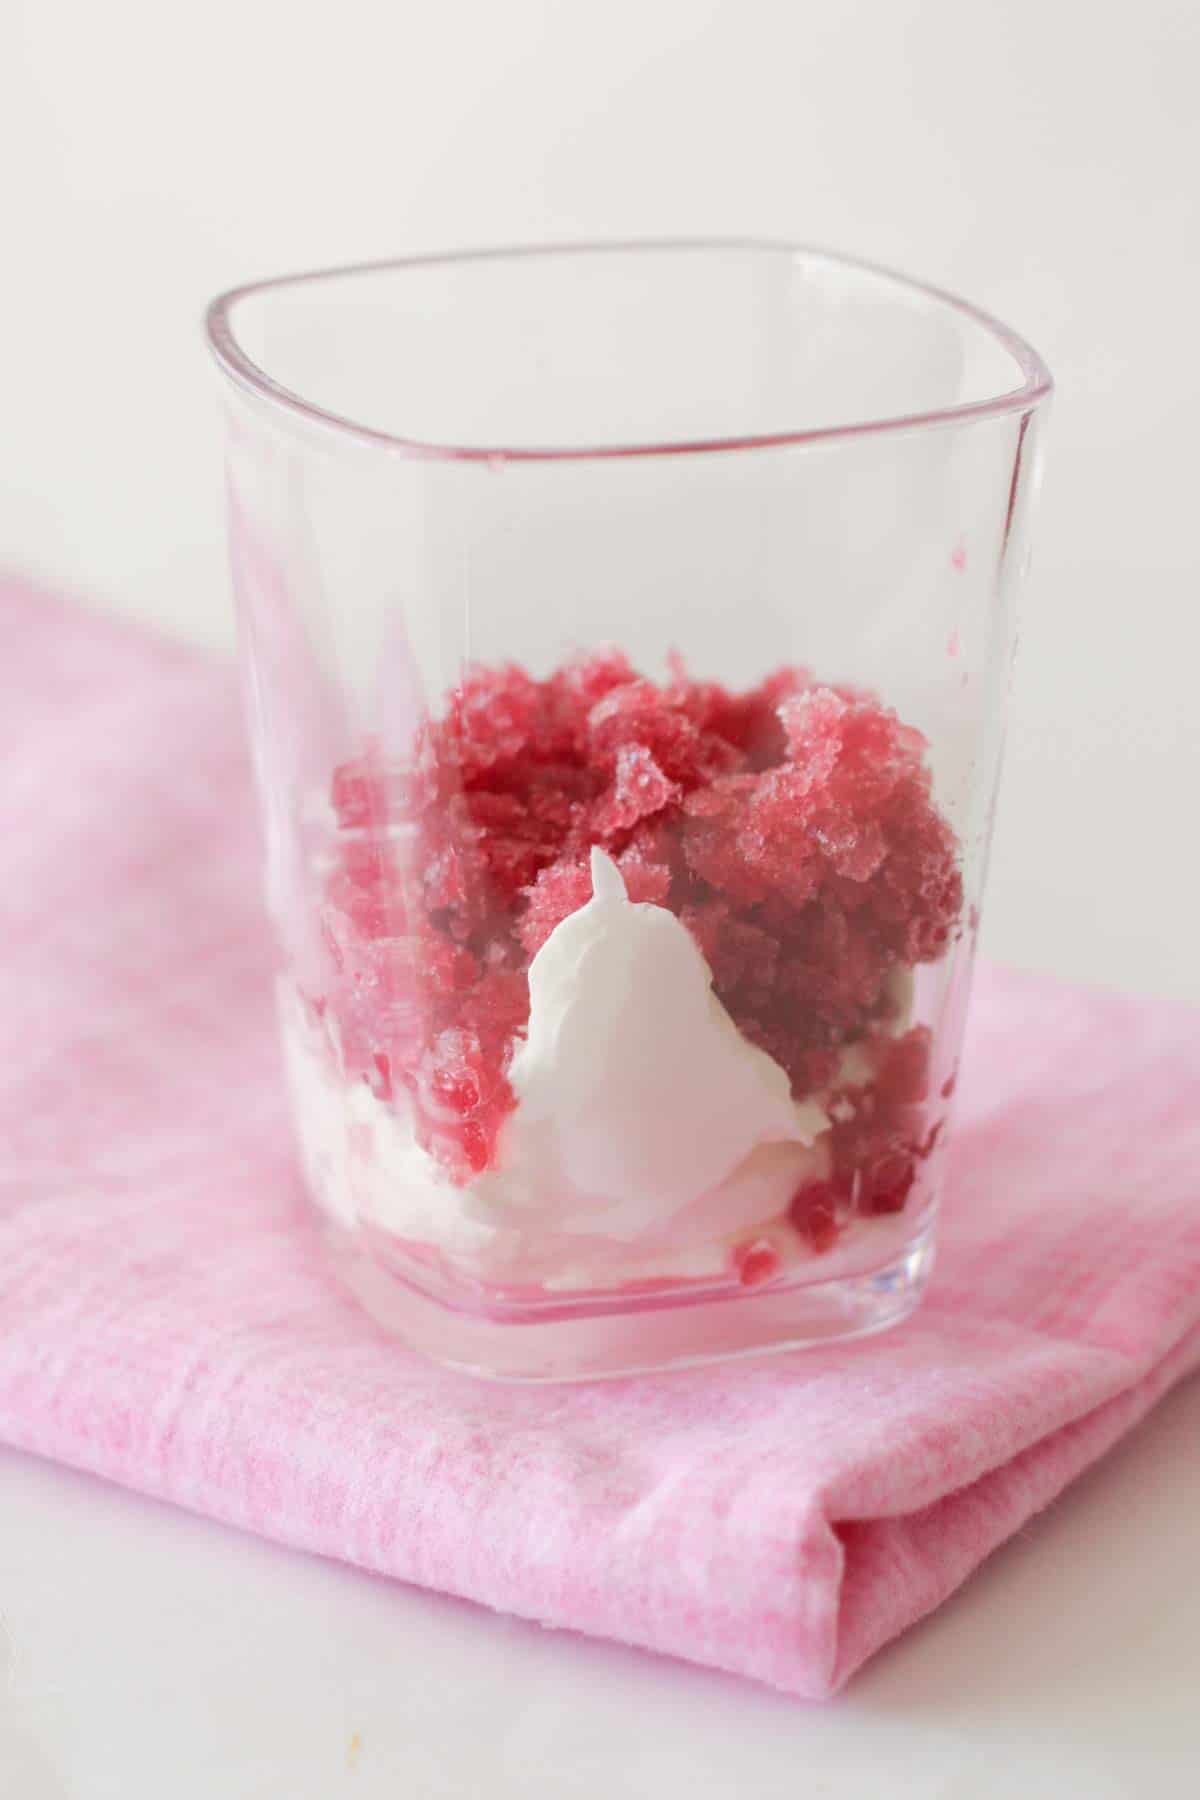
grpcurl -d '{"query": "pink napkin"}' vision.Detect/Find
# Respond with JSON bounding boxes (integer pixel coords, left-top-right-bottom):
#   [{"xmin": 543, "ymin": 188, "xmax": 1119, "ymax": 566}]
[{"xmin": 2, "ymin": 574, "xmax": 1199, "ymax": 1700}]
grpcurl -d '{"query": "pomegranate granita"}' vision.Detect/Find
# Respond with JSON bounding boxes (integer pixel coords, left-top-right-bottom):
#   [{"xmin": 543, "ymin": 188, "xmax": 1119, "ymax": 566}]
[{"xmin": 281, "ymin": 650, "xmax": 962, "ymax": 1294}]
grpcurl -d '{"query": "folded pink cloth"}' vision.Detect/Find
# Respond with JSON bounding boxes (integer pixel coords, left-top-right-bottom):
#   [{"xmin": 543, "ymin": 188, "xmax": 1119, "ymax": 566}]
[{"xmin": 2, "ymin": 574, "xmax": 1198, "ymax": 1699}]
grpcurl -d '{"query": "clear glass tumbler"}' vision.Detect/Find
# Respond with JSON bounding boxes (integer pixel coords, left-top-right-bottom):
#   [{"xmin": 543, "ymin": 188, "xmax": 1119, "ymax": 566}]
[{"xmin": 206, "ymin": 242, "xmax": 1050, "ymax": 1380}]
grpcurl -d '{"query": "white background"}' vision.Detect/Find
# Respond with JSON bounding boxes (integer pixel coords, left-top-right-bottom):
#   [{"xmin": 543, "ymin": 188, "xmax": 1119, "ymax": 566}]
[
  {"xmin": 4, "ymin": 3, "xmax": 1200, "ymax": 1794},
  {"xmin": 6, "ymin": 0, "xmax": 1200, "ymax": 1004}
]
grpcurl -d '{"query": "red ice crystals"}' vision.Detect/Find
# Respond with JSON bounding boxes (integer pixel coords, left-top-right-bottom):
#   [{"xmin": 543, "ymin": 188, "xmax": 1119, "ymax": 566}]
[{"xmin": 316, "ymin": 653, "xmax": 961, "ymax": 1203}]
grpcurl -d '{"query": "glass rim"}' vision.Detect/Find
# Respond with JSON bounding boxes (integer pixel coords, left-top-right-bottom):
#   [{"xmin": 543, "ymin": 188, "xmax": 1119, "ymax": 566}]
[{"xmin": 204, "ymin": 237, "xmax": 1053, "ymax": 463}]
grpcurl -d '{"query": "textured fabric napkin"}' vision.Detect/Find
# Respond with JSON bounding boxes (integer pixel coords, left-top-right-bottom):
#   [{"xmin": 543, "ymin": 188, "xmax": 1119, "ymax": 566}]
[{"xmin": 2, "ymin": 574, "xmax": 1198, "ymax": 1699}]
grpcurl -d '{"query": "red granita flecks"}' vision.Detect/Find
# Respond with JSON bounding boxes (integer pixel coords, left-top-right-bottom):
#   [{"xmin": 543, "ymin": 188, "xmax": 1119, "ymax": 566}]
[
  {"xmin": 317, "ymin": 650, "xmax": 962, "ymax": 1188},
  {"xmin": 590, "ymin": 743, "xmax": 682, "ymax": 842},
  {"xmin": 733, "ymin": 1238, "xmax": 782, "ymax": 1286},
  {"xmin": 788, "ymin": 1180, "xmax": 840, "ymax": 1254},
  {"xmin": 518, "ymin": 847, "xmax": 673, "ymax": 956}
]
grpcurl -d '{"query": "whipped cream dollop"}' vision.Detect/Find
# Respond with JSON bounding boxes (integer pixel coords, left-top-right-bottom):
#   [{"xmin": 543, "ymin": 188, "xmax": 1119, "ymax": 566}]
[
  {"xmin": 497, "ymin": 849, "xmax": 827, "ymax": 1241},
  {"xmin": 284, "ymin": 849, "xmax": 840, "ymax": 1284}
]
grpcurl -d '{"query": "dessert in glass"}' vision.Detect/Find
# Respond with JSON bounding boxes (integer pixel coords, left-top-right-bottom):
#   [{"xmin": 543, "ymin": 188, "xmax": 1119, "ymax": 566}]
[{"xmin": 207, "ymin": 242, "xmax": 1050, "ymax": 1379}]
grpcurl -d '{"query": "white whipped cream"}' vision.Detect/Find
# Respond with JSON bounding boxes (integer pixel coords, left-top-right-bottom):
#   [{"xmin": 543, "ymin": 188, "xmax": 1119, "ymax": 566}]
[
  {"xmin": 282, "ymin": 849, "xmax": 893, "ymax": 1287},
  {"xmin": 494, "ymin": 849, "xmax": 827, "ymax": 1239}
]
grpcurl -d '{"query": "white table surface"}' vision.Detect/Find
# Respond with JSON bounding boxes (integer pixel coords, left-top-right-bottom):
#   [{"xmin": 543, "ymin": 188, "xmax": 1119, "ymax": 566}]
[{"xmin": 1, "ymin": 1374, "xmax": 1197, "ymax": 1799}]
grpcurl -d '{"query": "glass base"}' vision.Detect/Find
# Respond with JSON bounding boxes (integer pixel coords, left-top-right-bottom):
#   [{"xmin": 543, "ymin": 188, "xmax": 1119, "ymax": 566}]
[{"xmin": 320, "ymin": 1220, "xmax": 937, "ymax": 1383}]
